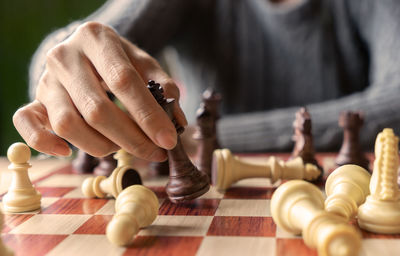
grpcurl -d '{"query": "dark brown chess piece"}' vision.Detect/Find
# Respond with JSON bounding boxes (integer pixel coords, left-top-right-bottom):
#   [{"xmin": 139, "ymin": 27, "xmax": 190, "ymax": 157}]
[
  {"xmin": 193, "ymin": 104, "xmax": 218, "ymax": 178},
  {"xmin": 148, "ymin": 80, "xmax": 210, "ymax": 203},
  {"xmin": 202, "ymin": 88, "xmax": 222, "ymax": 148},
  {"xmin": 335, "ymin": 111, "xmax": 370, "ymax": 171},
  {"xmin": 291, "ymin": 107, "xmax": 323, "ymax": 180},
  {"xmin": 72, "ymin": 150, "xmax": 98, "ymax": 174},
  {"xmin": 149, "ymin": 160, "xmax": 170, "ymax": 176},
  {"xmin": 93, "ymin": 153, "xmax": 117, "ymax": 177}
]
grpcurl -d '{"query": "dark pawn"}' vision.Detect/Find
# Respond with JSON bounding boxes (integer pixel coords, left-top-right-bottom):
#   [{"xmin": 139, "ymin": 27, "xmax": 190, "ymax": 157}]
[
  {"xmin": 335, "ymin": 111, "xmax": 370, "ymax": 171},
  {"xmin": 148, "ymin": 80, "xmax": 210, "ymax": 203},
  {"xmin": 202, "ymin": 88, "xmax": 222, "ymax": 148},
  {"xmin": 149, "ymin": 160, "xmax": 170, "ymax": 176},
  {"xmin": 72, "ymin": 150, "xmax": 98, "ymax": 174},
  {"xmin": 291, "ymin": 107, "xmax": 323, "ymax": 180},
  {"xmin": 193, "ymin": 105, "xmax": 218, "ymax": 178},
  {"xmin": 93, "ymin": 153, "xmax": 117, "ymax": 177}
]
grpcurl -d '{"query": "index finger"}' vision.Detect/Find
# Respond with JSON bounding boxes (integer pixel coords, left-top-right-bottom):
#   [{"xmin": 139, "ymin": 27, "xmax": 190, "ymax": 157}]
[{"xmin": 73, "ymin": 23, "xmax": 177, "ymax": 150}]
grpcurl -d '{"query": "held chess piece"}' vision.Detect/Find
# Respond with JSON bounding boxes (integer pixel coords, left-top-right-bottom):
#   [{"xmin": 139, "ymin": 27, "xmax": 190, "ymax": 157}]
[
  {"xmin": 358, "ymin": 128, "xmax": 400, "ymax": 234},
  {"xmin": 93, "ymin": 153, "xmax": 117, "ymax": 177},
  {"xmin": 72, "ymin": 150, "xmax": 98, "ymax": 174},
  {"xmin": 148, "ymin": 80, "xmax": 210, "ymax": 202},
  {"xmin": 106, "ymin": 185, "xmax": 159, "ymax": 246},
  {"xmin": 271, "ymin": 180, "xmax": 361, "ymax": 256},
  {"xmin": 0, "ymin": 210, "xmax": 14, "ymax": 256},
  {"xmin": 82, "ymin": 149, "xmax": 142, "ymax": 199},
  {"xmin": 3, "ymin": 143, "xmax": 41, "ymax": 213},
  {"xmin": 335, "ymin": 111, "xmax": 369, "ymax": 171},
  {"xmin": 291, "ymin": 107, "xmax": 323, "ymax": 180},
  {"xmin": 193, "ymin": 104, "xmax": 218, "ymax": 178},
  {"xmin": 325, "ymin": 165, "xmax": 371, "ymax": 220},
  {"xmin": 212, "ymin": 149, "xmax": 321, "ymax": 191}
]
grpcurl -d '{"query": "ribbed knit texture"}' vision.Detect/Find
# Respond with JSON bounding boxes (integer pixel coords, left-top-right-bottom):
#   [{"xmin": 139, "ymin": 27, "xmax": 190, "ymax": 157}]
[{"xmin": 29, "ymin": 0, "xmax": 400, "ymax": 152}]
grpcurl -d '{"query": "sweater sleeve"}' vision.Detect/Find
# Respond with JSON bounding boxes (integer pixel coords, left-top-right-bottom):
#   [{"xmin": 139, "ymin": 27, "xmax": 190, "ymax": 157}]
[
  {"xmin": 29, "ymin": 0, "xmax": 192, "ymax": 100},
  {"xmin": 218, "ymin": 0, "xmax": 400, "ymax": 152}
]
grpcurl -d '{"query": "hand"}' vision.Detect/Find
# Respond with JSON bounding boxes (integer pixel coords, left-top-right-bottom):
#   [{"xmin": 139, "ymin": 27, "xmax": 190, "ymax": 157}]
[{"xmin": 13, "ymin": 22, "xmax": 187, "ymax": 161}]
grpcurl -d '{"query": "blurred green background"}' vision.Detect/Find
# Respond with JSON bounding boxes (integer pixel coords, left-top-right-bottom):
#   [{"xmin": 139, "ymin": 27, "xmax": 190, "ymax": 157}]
[{"xmin": 0, "ymin": 0, "xmax": 106, "ymax": 155}]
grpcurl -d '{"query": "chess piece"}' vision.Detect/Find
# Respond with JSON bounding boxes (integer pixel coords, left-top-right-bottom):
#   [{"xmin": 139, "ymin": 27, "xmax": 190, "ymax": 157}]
[
  {"xmin": 0, "ymin": 210, "xmax": 14, "ymax": 256},
  {"xmin": 202, "ymin": 88, "xmax": 222, "ymax": 148},
  {"xmin": 325, "ymin": 164, "xmax": 371, "ymax": 220},
  {"xmin": 82, "ymin": 149, "xmax": 142, "ymax": 199},
  {"xmin": 335, "ymin": 111, "xmax": 369, "ymax": 171},
  {"xmin": 358, "ymin": 128, "xmax": 400, "ymax": 234},
  {"xmin": 3, "ymin": 143, "xmax": 41, "ymax": 212},
  {"xmin": 93, "ymin": 153, "xmax": 117, "ymax": 177},
  {"xmin": 106, "ymin": 185, "xmax": 159, "ymax": 246},
  {"xmin": 149, "ymin": 160, "xmax": 169, "ymax": 176},
  {"xmin": 193, "ymin": 104, "xmax": 218, "ymax": 178},
  {"xmin": 291, "ymin": 107, "xmax": 323, "ymax": 180},
  {"xmin": 148, "ymin": 80, "xmax": 210, "ymax": 203},
  {"xmin": 271, "ymin": 180, "xmax": 361, "ymax": 256},
  {"xmin": 212, "ymin": 149, "xmax": 321, "ymax": 191},
  {"xmin": 72, "ymin": 150, "xmax": 98, "ymax": 174}
]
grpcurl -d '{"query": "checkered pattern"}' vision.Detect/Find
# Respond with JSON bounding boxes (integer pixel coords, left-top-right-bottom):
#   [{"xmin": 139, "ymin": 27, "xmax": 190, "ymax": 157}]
[{"xmin": 1, "ymin": 154, "xmax": 400, "ymax": 256}]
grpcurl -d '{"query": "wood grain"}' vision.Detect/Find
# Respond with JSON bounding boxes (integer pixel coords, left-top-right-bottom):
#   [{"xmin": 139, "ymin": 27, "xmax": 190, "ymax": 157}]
[{"xmin": 207, "ymin": 216, "xmax": 276, "ymax": 236}]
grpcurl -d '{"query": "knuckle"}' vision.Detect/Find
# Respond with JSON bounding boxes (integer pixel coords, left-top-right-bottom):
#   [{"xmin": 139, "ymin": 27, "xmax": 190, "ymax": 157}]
[
  {"xmin": 82, "ymin": 98, "xmax": 108, "ymax": 126},
  {"xmin": 46, "ymin": 43, "xmax": 68, "ymax": 65},
  {"xmin": 108, "ymin": 64, "xmax": 134, "ymax": 93},
  {"xmin": 76, "ymin": 21, "xmax": 115, "ymax": 40},
  {"xmin": 52, "ymin": 111, "xmax": 76, "ymax": 137}
]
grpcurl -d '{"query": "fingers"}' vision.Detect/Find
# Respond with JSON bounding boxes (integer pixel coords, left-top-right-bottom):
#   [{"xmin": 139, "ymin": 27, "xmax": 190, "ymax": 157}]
[
  {"xmin": 45, "ymin": 43, "xmax": 167, "ymax": 161},
  {"xmin": 120, "ymin": 38, "xmax": 188, "ymax": 128},
  {"xmin": 12, "ymin": 100, "xmax": 72, "ymax": 156},
  {"xmin": 70, "ymin": 22, "xmax": 180, "ymax": 150},
  {"xmin": 36, "ymin": 73, "xmax": 120, "ymax": 157}
]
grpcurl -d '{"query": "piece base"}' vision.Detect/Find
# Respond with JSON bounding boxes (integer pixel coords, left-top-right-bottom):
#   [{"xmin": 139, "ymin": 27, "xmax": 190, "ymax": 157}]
[
  {"xmin": 358, "ymin": 196, "xmax": 400, "ymax": 234},
  {"xmin": 167, "ymin": 183, "xmax": 210, "ymax": 203}
]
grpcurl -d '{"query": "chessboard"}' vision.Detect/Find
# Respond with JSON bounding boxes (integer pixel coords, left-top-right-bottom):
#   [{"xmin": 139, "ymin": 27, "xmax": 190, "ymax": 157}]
[{"xmin": 1, "ymin": 153, "xmax": 400, "ymax": 256}]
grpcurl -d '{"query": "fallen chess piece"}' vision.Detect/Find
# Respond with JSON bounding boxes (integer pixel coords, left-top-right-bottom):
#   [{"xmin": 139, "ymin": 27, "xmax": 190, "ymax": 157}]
[
  {"xmin": 325, "ymin": 164, "xmax": 370, "ymax": 220},
  {"xmin": 358, "ymin": 128, "xmax": 400, "ymax": 234},
  {"xmin": 271, "ymin": 180, "xmax": 361, "ymax": 256},
  {"xmin": 3, "ymin": 142, "xmax": 41, "ymax": 213},
  {"xmin": 212, "ymin": 149, "xmax": 321, "ymax": 191},
  {"xmin": 106, "ymin": 185, "xmax": 159, "ymax": 246},
  {"xmin": 82, "ymin": 149, "xmax": 142, "ymax": 198},
  {"xmin": 0, "ymin": 209, "xmax": 14, "ymax": 256}
]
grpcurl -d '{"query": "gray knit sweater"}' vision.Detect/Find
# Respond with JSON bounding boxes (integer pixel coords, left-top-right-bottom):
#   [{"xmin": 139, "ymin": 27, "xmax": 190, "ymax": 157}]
[{"xmin": 29, "ymin": 0, "xmax": 400, "ymax": 152}]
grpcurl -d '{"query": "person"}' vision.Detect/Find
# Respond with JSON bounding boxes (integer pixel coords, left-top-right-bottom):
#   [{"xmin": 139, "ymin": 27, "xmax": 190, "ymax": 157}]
[{"xmin": 13, "ymin": 0, "xmax": 400, "ymax": 160}]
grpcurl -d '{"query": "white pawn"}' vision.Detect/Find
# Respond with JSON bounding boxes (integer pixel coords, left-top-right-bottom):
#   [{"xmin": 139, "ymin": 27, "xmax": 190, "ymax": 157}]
[
  {"xmin": 271, "ymin": 180, "xmax": 361, "ymax": 256},
  {"xmin": 212, "ymin": 149, "xmax": 321, "ymax": 190},
  {"xmin": 358, "ymin": 128, "xmax": 400, "ymax": 234},
  {"xmin": 82, "ymin": 149, "xmax": 141, "ymax": 199},
  {"xmin": 0, "ymin": 209, "xmax": 13, "ymax": 256},
  {"xmin": 325, "ymin": 164, "xmax": 371, "ymax": 220},
  {"xmin": 3, "ymin": 143, "xmax": 41, "ymax": 212},
  {"xmin": 106, "ymin": 185, "xmax": 158, "ymax": 246}
]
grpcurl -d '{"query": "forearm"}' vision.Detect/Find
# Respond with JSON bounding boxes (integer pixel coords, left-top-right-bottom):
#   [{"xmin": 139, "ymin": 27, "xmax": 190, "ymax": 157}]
[{"xmin": 218, "ymin": 86, "xmax": 400, "ymax": 152}]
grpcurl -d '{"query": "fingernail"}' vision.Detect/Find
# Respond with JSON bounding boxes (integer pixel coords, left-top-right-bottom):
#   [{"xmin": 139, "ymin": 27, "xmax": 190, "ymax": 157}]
[
  {"xmin": 150, "ymin": 148, "xmax": 167, "ymax": 162},
  {"xmin": 155, "ymin": 128, "xmax": 177, "ymax": 149},
  {"xmin": 52, "ymin": 144, "xmax": 72, "ymax": 157}
]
